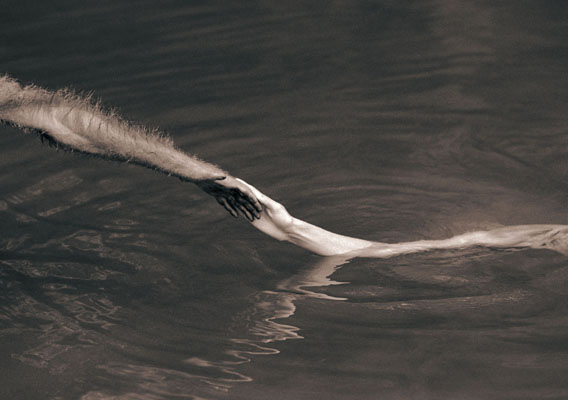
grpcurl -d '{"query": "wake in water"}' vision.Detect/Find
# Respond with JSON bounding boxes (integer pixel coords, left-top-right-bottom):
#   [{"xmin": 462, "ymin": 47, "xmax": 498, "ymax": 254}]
[{"xmin": 239, "ymin": 179, "xmax": 568, "ymax": 258}]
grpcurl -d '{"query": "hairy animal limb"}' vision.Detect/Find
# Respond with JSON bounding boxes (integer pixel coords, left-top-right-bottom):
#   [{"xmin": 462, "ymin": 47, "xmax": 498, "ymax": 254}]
[{"xmin": 0, "ymin": 75, "xmax": 260, "ymax": 220}]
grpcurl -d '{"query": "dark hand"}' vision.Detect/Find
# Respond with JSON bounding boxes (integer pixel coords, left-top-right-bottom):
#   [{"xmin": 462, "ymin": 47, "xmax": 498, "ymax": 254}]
[
  {"xmin": 236, "ymin": 178, "xmax": 294, "ymax": 241},
  {"xmin": 197, "ymin": 175, "xmax": 262, "ymax": 221}
]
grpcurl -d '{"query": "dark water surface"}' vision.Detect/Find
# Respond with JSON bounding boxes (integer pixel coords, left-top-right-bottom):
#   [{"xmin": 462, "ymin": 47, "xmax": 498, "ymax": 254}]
[{"xmin": 1, "ymin": 1, "xmax": 567, "ymax": 399}]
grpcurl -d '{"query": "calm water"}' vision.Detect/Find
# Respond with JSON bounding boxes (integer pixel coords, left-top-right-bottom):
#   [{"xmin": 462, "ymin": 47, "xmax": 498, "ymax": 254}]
[{"xmin": 1, "ymin": 1, "xmax": 567, "ymax": 399}]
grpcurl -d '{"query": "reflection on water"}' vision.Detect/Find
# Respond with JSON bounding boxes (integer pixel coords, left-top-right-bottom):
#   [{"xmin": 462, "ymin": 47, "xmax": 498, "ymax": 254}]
[
  {"xmin": 10, "ymin": 255, "xmax": 352, "ymax": 399},
  {"xmin": 180, "ymin": 256, "xmax": 351, "ymax": 397},
  {"xmin": 4, "ymin": 243, "xmax": 568, "ymax": 399},
  {"xmin": 2, "ymin": 0, "xmax": 568, "ymax": 399}
]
